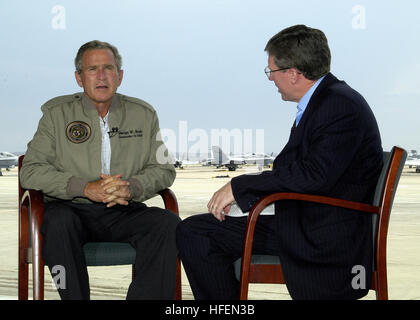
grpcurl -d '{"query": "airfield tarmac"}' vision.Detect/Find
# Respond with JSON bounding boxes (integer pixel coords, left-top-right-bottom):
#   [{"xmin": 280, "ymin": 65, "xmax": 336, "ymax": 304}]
[{"xmin": 0, "ymin": 164, "xmax": 419, "ymax": 300}]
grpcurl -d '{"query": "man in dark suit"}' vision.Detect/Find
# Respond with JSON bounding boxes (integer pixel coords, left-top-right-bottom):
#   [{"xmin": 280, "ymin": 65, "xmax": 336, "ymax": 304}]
[{"xmin": 176, "ymin": 25, "xmax": 383, "ymax": 299}]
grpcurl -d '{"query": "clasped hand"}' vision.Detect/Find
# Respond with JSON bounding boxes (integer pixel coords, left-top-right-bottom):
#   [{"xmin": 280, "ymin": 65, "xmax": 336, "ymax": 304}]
[{"xmin": 84, "ymin": 174, "xmax": 131, "ymax": 208}]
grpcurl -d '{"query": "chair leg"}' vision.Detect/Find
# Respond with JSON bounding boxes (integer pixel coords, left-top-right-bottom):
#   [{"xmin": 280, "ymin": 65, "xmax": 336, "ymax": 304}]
[
  {"xmin": 376, "ymin": 281, "xmax": 389, "ymax": 300},
  {"xmin": 19, "ymin": 204, "xmax": 30, "ymax": 300},
  {"xmin": 32, "ymin": 241, "xmax": 45, "ymax": 300},
  {"xmin": 377, "ymin": 289, "xmax": 388, "ymax": 300},
  {"xmin": 375, "ymin": 263, "xmax": 389, "ymax": 300},
  {"xmin": 30, "ymin": 207, "xmax": 45, "ymax": 300},
  {"xmin": 33, "ymin": 258, "xmax": 44, "ymax": 300},
  {"xmin": 18, "ymin": 261, "xmax": 28, "ymax": 300}
]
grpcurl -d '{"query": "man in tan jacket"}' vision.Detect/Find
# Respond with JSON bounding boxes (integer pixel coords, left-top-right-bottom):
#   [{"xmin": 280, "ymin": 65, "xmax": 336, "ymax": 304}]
[{"xmin": 20, "ymin": 40, "xmax": 179, "ymax": 299}]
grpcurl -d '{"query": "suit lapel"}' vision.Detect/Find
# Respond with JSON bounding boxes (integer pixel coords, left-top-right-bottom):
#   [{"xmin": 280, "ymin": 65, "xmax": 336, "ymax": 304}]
[{"xmin": 273, "ymin": 73, "xmax": 340, "ymax": 169}]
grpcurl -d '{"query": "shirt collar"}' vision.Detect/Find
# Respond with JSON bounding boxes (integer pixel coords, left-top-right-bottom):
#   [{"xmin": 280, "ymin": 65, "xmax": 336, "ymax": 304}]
[{"xmin": 297, "ymin": 75, "xmax": 326, "ymax": 113}]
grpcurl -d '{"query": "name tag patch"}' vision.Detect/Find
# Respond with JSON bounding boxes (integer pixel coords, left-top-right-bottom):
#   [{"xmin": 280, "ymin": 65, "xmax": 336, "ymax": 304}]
[{"xmin": 119, "ymin": 129, "xmax": 143, "ymax": 139}]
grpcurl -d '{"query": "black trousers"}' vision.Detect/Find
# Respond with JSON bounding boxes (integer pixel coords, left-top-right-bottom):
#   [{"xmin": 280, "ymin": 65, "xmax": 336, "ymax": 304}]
[
  {"xmin": 176, "ymin": 213, "xmax": 280, "ymax": 300},
  {"xmin": 41, "ymin": 200, "xmax": 180, "ymax": 300}
]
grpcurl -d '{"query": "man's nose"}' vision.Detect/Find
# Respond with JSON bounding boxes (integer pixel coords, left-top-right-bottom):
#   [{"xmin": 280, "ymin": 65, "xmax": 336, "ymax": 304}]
[{"xmin": 96, "ymin": 68, "xmax": 106, "ymax": 79}]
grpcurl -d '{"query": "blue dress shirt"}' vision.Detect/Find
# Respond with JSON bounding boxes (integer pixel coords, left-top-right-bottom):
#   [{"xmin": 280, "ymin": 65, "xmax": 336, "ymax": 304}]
[{"xmin": 295, "ymin": 75, "xmax": 326, "ymax": 126}]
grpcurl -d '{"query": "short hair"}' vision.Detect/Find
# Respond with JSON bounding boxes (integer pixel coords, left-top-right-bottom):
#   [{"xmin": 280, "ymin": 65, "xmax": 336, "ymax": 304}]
[
  {"xmin": 265, "ymin": 25, "xmax": 331, "ymax": 80},
  {"xmin": 74, "ymin": 40, "xmax": 122, "ymax": 74}
]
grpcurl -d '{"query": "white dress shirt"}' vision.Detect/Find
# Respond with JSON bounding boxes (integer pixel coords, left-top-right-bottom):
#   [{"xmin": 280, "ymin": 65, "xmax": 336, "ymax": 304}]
[{"xmin": 99, "ymin": 112, "xmax": 111, "ymax": 175}]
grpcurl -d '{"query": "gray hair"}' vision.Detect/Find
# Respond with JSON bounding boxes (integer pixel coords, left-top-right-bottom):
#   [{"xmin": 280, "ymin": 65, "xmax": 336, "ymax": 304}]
[
  {"xmin": 75, "ymin": 40, "xmax": 122, "ymax": 74},
  {"xmin": 265, "ymin": 25, "xmax": 331, "ymax": 80}
]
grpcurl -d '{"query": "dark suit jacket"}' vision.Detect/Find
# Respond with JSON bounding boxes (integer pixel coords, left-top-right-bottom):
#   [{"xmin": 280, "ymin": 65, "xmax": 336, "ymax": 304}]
[{"xmin": 231, "ymin": 72, "xmax": 383, "ymax": 299}]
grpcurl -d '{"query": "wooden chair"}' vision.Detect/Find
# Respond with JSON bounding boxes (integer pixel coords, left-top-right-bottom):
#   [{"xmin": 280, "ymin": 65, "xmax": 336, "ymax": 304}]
[
  {"xmin": 234, "ymin": 146, "xmax": 407, "ymax": 300},
  {"xmin": 18, "ymin": 155, "xmax": 182, "ymax": 300}
]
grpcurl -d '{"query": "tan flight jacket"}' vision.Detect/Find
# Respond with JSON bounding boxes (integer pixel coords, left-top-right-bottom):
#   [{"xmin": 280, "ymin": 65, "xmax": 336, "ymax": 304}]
[{"xmin": 20, "ymin": 92, "xmax": 176, "ymax": 204}]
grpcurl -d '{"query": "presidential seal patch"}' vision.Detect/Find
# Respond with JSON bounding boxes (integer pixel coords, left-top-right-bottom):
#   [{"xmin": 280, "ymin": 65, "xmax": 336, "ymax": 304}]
[{"xmin": 66, "ymin": 121, "xmax": 91, "ymax": 143}]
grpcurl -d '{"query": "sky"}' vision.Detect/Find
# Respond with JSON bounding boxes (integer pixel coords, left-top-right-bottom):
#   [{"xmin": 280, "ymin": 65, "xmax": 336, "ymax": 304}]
[{"xmin": 1, "ymin": 0, "xmax": 419, "ymax": 158}]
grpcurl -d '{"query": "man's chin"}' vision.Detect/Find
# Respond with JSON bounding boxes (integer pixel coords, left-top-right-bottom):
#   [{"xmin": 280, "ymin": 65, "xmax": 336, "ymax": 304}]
[
  {"xmin": 85, "ymin": 92, "xmax": 116, "ymax": 104},
  {"xmin": 279, "ymin": 92, "xmax": 287, "ymax": 101},
  {"xmin": 279, "ymin": 92, "xmax": 293, "ymax": 102}
]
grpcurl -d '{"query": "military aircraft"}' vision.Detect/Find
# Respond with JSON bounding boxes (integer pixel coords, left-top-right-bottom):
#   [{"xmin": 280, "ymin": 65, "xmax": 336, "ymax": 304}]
[
  {"xmin": 0, "ymin": 152, "xmax": 19, "ymax": 176},
  {"xmin": 210, "ymin": 146, "xmax": 275, "ymax": 171},
  {"xmin": 242, "ymin": 152, "xmax": 275, "ymax": 167},
  {"xmin": 405, "ymin": 157, "xmax": 420, "ymax": 173},
  {"xmin": 171, "ymin": 152, "xmax": 200, "ymax": 169},
  {"xmin": 211, "ymin": 146, "xmax": 245, "ymax": 171}
]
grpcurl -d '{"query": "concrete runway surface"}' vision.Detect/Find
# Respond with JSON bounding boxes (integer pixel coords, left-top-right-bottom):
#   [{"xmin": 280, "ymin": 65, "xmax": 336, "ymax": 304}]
[{"xmin": 1, "ymin": 165, "xmax": 419, "ymax": 300}]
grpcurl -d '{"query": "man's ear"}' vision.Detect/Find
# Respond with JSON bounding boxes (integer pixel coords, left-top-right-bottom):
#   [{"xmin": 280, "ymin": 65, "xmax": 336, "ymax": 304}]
[
  {"xmin": 118, "ymin": 69, "xmax": 124, "ymax": 86},
  {"xmin": 75, "ymin": 71, "xmax": 83, "ymax": 88},
  {"xmin": 289, "ymin": 68, "xmax": 302, "ymax": 84}
]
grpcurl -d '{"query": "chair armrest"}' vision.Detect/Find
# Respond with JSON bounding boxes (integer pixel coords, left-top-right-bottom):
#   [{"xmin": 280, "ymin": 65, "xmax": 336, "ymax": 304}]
[
  {"xmin": 20, "ymin": 190, "xmax": 44, "ymax": 232},
  {"xmin": 21, "ymin": 188, "xmax": 178, "ymax": 233},
  {"xmin": 21, "ymin": 189, "xmax": 44, "ymax": 242},
  {"xmin": 239, "ymin": 192, "xmax": 380, "ymax": 299},
  {"xmin": 21, "ymin": 189, "xmax": 44, "ymax": 210},
  {"xmin": 19, "ymin": 190, "xmax": 44, "ymax": 268},
  {"xmin": 244, "ymin": 192, "xmax": 379, "ymax": 246},
  {"xmin": 250, "ymin": 192, "xmax": 378, "ymax": 223},
  {"xmin": 19, "ymin": 189, "xmax": 45, "ymax": 299},
  {"xmin": 158, "ymin": 188, "xmax": 179, "ymax": 215}
]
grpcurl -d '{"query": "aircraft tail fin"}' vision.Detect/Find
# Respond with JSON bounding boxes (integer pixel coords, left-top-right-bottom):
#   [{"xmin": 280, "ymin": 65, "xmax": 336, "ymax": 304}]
[{"xmin": 211, "ymin": 146, "xmax": 230, "ymax": 165}]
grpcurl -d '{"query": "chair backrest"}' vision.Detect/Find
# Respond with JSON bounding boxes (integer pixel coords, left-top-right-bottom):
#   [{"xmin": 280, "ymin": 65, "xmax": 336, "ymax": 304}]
[
  {"xmin": 18, "ymin": 155, "xmax": 25, "ymax": 201},
  {"xmin": 372, "ymin": 151, "xmax": 391, "ymax": 207},
  {"xmin": 373, "ymin": 147, "xmax": 406, "ymax": 208},
  {"xmin": 371, "ymin": 147, "xmax": 407, "ymax": 268}
]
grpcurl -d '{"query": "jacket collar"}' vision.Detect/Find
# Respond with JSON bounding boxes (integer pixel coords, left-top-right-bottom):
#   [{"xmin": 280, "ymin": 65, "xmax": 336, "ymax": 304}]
[
  {"xmin": 294, "ymin": 72, "xmax": 339, "ymax": 128},
  {"xmin": 81, "ymin": 94, "xmax": 121, "ymax": 113}
]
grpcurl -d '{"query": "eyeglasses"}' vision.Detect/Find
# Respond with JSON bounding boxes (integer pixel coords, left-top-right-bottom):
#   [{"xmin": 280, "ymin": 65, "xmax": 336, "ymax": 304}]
[{"xmin": 264, "ymin": 66, "xmax": 290, "ymax": 79}]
